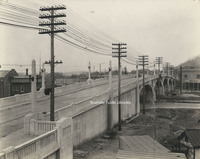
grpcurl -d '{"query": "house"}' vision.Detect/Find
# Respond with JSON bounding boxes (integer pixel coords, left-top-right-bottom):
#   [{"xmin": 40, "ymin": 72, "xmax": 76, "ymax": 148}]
[
  {"xmin": 10, "ymin": 75, "xmax": 42, "ymax": 96},
  {"xmin": 0, "ymin": 69, "xmax": 42, "ymax": 98},
  {"xmin": 178, "ymin": 128, "xmax": 200, "ymax": 159},
  {"xmin": 0, "ymin": 69, "xmax": 18, "ymax": 98},
  {"xmin": 182, "ymin": 66, "xmax": 200, "ymax": 91}
]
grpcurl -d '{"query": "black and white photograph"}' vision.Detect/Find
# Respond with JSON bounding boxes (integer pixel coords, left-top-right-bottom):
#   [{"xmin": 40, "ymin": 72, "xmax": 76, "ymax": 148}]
[{"xmin": 0, "ymin": 0, "xmax": 200, "ymax": 158}]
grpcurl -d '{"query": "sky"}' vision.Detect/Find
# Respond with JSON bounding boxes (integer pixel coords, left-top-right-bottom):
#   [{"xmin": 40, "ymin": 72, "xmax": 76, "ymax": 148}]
[{"xmin": 0, "ymin": 0, "xmax": 200, "ymax": 74}]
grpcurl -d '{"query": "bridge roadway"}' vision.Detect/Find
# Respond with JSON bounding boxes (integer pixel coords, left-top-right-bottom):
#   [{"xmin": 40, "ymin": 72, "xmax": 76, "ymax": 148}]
[
  {"xmin": 0, "ymin": 76, "xmax": 139, "ymax": 137},
  {"xmin": 34, "ymin": 76, "xmax": 138, "ymax": 112}
]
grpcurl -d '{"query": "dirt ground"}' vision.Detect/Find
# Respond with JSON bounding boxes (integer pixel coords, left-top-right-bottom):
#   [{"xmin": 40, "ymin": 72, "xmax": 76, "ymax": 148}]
[{"xmin": 73, "ymin": 107, "xmax": 200, "ymax": 159}]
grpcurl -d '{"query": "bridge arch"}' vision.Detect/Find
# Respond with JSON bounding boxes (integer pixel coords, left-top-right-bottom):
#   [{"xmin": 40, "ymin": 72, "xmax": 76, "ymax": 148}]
[
  {"xmin": 139, "ymin": 84, "xmax": 156, "ymax": 105},
  {"xmin": 163, "ymin": 78, "xmax": 168, "ymax": 94},
  {"xmin": 169, "ymin": 78, "xmax": 173, "ymax": 90}
]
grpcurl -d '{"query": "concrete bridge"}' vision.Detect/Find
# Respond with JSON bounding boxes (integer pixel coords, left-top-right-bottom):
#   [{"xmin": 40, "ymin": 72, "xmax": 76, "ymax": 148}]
[{"xmin": 0, "ymin": 74, "xmax": 176, "ymax": 159}]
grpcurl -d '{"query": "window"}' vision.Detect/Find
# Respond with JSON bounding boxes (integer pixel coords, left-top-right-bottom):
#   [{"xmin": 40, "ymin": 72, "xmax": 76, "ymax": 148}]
[
  {"xmin": 197, "ymin": 74, "xmax": 200, "ymax": 79},
  {"xmin": 184, "ymin": 74, "xmax": 188, "ymax": 78},
  {"xmin": 20, "ymin": 86, "xmax": 24, "ymax": 92},
  {"xmin": 12, "ymin": 86, "xmax": 15, "ymax": 91}
]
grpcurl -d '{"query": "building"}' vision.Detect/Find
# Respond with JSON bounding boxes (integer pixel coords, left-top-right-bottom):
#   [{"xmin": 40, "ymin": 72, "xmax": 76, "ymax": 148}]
[
  {"xmin": 0, "ymin": 69, "xmax": 18, "ymax": 98},
  {"xmin": 0, "ymin": 69, "xmax": 42, "ymax": 98},
  {"xmin": 182, "ymin": 66, "xmax": 200, "ymax": 91},
  {"xmin": 10, "ymin": 75, "xmax": 42, "ymax": 96},
  {"xmin": 178, "ymin": 129, "xmax": 200, "ymax": 159}
]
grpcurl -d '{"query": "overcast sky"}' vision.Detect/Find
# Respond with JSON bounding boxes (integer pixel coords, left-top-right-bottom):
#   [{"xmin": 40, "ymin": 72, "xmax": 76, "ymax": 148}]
[{"xmin": 0, "ymin": 0, "xmax": 200, "ymax": 73}]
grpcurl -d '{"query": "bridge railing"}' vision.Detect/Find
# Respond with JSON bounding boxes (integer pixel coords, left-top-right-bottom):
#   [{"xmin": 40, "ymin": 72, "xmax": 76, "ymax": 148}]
[
  {"xmin": 1, "ymin": 117, "xmax": 73, "ymax": 159},
  {"xmin": 0, "ymin": 129, "xmax": 58, "ymax": 159},
  {"xmin": 30, "ymin": 119, "xmax": 57, "ymax": 135},
  {"xmin": 72, "ymin": 90, "xmax": 110, "ymax": 115}
]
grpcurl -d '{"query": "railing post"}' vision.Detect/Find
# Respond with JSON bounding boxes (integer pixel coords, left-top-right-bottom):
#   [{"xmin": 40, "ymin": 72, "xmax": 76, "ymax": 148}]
[
  {"xmin": 56, "ymin": 118, "xmax": 73, "ymax": 159},
  {"xmin": 31, "ymin": 59, "xmax": 37, "ymax": 114}
]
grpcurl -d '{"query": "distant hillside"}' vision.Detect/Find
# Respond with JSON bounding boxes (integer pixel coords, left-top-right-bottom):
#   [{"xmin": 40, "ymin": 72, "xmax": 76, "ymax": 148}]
[{"xmin": 178, "ymin": 55, "xmax": 200, "ymax": 68}]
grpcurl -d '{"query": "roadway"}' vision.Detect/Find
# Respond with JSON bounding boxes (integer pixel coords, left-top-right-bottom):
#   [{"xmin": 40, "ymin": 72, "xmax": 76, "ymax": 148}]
[{"xmin": 37, "ymin": 76, "xmax": 137, "ymax": 113}]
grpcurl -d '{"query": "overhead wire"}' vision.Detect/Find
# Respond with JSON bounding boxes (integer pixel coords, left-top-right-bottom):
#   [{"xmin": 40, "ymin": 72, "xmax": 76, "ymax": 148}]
[{"xmin": 0, "ymin": 0, "xmax": 158, "ymax": 67}]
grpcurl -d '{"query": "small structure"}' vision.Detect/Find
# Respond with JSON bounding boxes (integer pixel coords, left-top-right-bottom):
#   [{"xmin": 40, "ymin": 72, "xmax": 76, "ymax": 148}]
[
  {"xmin": 178, "ymin": 128, "xmax": 200, "ymax": 159},
  {"xmin": 0, "ymin": 69, "xmax": 42, "ymax": 98},
  {"xmin": 0, "ymin": 69, "xmax": 18, "ymax": 98},
  {"xmin": 117, "ymin": 135, "xmax": 186, "ymax": 159},
  {"xmin": 182, "ymin": 66, "xmax": 200, "ymax": 91},
  {"xmin": 10, "ymin": 75, "xmax": 42, "ymax": 96}
]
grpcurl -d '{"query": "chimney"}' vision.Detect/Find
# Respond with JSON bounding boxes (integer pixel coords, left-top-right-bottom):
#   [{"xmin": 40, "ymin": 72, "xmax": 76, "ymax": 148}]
[{"xmin": 26, "ymin": 68, "xmax": 28, "ymax": 76}]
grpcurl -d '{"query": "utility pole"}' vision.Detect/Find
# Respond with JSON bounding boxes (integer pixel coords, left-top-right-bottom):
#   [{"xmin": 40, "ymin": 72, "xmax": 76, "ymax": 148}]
[
  {"xmin": 93, "ymin": 66, "xmax": 95, "ymax": 72},
  {"xmin": 138, "ymin": 55, "xmax": 149, "ymax": 114},
  {"xmin": 39, "ymin": 5, "xmax": 66, "ymax": 121},
  {"xmin": 165, "ymin": 62, "xmax": 170, "ymax": 94},
  {"xmin": 112, "ymin": 43, "xmax": 127, "ymax": 131},
  {"xmin": 180, "ymin": 66, "xmax": 183, "ymax": 94},
  {"xmin": 108, "ymin": 60, "xmax": 113, "ymax": 131},
  {"xmin": 170, "ymin": 65, "xmax": 174, "ymax": 76},
  {"xmin": 156, "ymin": 57, "xmax": 163, "ymax": 74},
  {"xmin": 99, "ymin": 64, "xmax": 101, "ymax": 73},
  {"xmin": 99, "ymin": 63, "xmax": 105, "ymax": 78},
  {"xmin": 156, "ymin": 57, "xmax": 163, "ymax": 101}
]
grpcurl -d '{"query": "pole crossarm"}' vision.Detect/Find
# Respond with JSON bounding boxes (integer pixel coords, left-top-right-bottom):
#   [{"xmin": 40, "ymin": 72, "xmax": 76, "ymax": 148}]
[
  {"xmin": 39, "ymin": 14, "xmax": 66, "ymax": 19},
  {"xmin": 40, "ymin": 5, "xmax": 66, "ymax": 11},
  {"xmin": 39, "ymin": 21, "xmax": 66, "ymax": 26},
  {"xmin": 39, "ymin": 29, "xmax": 66, "ymax": 34},
  {"xmin": 44, "ymin": 60, "xmax": 63, "ymax": 64}
]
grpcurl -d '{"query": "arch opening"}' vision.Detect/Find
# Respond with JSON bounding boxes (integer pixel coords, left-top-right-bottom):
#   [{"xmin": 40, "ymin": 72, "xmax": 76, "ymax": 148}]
[
  {"xmin": 140, "ymin": 85, "xmax": 155, "ymax": 105},
  {"xmin": 163, "ymin": 78, "xmax": 168, "ymax": 94},
  {"xmin": 154, "ymin": 79, "xmax": 163, "ymax": 97}
]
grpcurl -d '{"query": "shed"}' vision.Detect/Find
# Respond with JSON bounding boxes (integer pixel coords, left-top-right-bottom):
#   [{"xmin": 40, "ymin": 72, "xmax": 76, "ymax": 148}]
[
  {"xmin": 117, "ymin": 135, "xmax": 186, "ymax": 159},
  {"xmin": 178, "ymin": 128, "xmax": 200, "ymax": 159}
]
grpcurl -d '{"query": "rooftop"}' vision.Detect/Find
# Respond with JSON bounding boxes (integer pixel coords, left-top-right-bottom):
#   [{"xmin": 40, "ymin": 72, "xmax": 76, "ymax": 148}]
[
  {"xmin": 117, "ymin": 150, "xmax": 186, "ymax": 159},
  {"xmin": 119, "ymin": 135, "xmax": 169, "ymax": 152},
  {"xmin": 0, "ymin": 69, "xmax": 18, "ymax": 78},
  {"xmin": 179, "ymin": 128, "xmax": 200, "ymax": 148}
]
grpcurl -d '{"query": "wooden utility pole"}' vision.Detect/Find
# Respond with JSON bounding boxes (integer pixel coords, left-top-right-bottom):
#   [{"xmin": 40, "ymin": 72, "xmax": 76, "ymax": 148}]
[
  {"xmin": 39, "ymin": 5, "xmax": 66, "ymax": 121},
  {"xmin": 156, "ymin": 57, "xmax": 163, "ymax": 101},
  {"xmin": 165, "ymin": 62, "xmax": 170, "ymax": 94},
  {"xmin": 180, "ymin": 66, "xmax": 183, "ymax": 94},
  {"xmin": 112, "ymin": 43, "xmax": 127, "ymax": 131},
  {"xmin": 138, "ymin": 55, "xmax": 149, "ymax": 114}
]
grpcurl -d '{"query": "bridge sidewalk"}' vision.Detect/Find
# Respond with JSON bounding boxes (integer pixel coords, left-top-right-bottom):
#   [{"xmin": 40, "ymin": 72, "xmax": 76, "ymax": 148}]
[{"xmin": 0, "ymin": 128, "xmax": 38, "ymax": 150}]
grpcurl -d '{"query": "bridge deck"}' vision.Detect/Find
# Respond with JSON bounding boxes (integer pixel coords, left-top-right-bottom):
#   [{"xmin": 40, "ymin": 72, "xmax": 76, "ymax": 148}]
[{"xmin": 0, "ymin": 129, "xmax": 39, "ymax": 150}]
